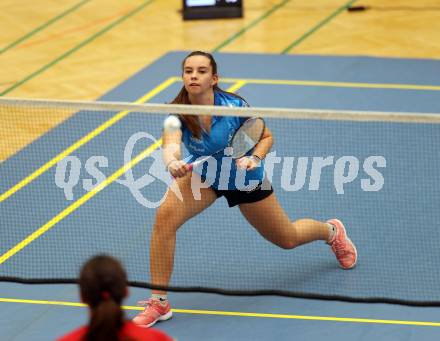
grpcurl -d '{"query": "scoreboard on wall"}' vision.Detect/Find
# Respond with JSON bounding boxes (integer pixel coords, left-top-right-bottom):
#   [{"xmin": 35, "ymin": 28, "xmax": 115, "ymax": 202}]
[{"xmin": 183, "ymin": 0, "xmax": 243, "ymax": 20}]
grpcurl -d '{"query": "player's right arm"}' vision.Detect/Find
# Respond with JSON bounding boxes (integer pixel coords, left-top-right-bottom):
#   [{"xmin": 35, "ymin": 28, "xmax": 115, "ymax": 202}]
[{"xmin": 163, "ymin": 128, "xmax": 189, "ymax": 178}]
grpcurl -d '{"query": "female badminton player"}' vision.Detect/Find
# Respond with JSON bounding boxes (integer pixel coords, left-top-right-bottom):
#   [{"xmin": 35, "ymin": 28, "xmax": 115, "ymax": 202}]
[{"xmin": 132, "ymin": 51, "xmax": 357, "ymax": 328}]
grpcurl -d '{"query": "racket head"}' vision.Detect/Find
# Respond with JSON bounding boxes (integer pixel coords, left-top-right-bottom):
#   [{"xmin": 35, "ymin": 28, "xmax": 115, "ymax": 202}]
[{"xmin": 229, "ymin": 117, "xmax": 265, "ymax": 159}]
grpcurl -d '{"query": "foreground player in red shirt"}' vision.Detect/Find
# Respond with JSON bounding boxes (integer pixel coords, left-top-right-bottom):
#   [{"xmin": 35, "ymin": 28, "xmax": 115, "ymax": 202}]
[{"xmin": 57, "ymin": 255, "xmax": 173, "ymax": 341}]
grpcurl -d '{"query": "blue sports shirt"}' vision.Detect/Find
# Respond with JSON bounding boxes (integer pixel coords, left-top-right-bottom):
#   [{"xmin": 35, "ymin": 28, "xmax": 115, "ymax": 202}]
[{"xmin": 178, "ymin": 90, "xmax": 265, "ymax": 190}]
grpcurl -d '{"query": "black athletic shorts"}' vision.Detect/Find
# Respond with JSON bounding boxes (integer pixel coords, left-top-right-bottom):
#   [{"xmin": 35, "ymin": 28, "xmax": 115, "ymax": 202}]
[{"xmin": 212, "ymin": 179, "xmax": 274, "ymax": 207}]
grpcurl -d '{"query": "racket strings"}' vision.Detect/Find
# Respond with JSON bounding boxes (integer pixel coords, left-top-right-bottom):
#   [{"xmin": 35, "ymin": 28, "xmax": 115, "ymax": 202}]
[{"xmin": 231, "ymin": 118, "xmax": 265, "ymax": 158}]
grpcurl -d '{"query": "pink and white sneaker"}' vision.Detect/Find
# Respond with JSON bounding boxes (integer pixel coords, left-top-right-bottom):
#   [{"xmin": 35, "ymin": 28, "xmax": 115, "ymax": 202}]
[
  {"xmin": 327, "ymin": 219, "xmax": 357, "ymax": 269},
  {"xmin": 132, "ymin": 298, "xmax": 172, "ymax": 328}
]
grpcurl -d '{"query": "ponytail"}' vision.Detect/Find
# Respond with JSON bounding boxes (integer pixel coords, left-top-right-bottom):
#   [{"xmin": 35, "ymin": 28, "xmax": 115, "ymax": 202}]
[
  {"xmin": 86, "ymin": 297, "xmax": 124, "ymax": 341},
  {"xmin": 170, "ymin": 86, "xmax": 202, "ymax": 139}
]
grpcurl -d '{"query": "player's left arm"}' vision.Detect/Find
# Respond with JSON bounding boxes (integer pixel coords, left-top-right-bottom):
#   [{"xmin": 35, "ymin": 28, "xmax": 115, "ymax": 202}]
[
  {"xmin": 252, "ymin": 126, "xmax": 273, "ymax": 161},
  {"xmin": 236, "ymin": 126, "xmax": 273, "ymax": 170}
]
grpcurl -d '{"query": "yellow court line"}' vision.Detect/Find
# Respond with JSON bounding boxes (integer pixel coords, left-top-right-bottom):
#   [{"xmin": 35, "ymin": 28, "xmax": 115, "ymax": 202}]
[
  {"xmin": 170, "ymin": 309, "xmax": 440, "ymax": 327},
  {"xmin": 0, "ymin": 139, "xmax": 162, "ymax": 265},
  {"xmin": 0, "ymin": 83, "xmax": 245, "ymax": 265},
  {"xmin": 221, "ymin": 77, "xmax": 440, "ymax": 91},
  {"xmin": 0, "ymin": 77, "xmax": 177, "ymax": 203},
  {"xmin": 172, "ymin": 76, "xmax": 440, "ymax": 91},
  {"xmin": 1, "ymin": 297, "xmax": 439, "ymax": 327},
  {"xmin": 225, "ymin": 80, "xmax": 247, "ymax": 93},
  {"xmin": 0, "ymin": 297, "xmax": 87, "ymax": 308}
]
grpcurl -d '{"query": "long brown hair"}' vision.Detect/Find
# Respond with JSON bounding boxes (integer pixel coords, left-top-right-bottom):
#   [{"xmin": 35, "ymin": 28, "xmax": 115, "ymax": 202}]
[
  {"xmin": 79, "ymin": 255, "xmax": 133, "ymax": 341},
  {"xmin": 171, "ymin": 51, "xmax": 246, "ymax": 138}
]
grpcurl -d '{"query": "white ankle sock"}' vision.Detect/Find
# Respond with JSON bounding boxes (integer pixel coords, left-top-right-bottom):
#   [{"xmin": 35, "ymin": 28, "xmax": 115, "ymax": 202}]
[
  {"xmin": 327, "ymin": 223, "xmax": 336, "ymax": 242},
  {"xmin": 152, "ymin": 294, "xmax": 168, "ymax": 303}
]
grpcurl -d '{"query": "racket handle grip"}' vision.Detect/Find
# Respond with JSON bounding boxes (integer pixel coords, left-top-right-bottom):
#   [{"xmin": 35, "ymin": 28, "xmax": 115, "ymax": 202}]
[
  {"xmin": 188, "ymin": 155, "xmax": 210, "ymax": 170},
  {"xmin": 171, "ymin": 163, "xmax": 193, "ymax": 180}
]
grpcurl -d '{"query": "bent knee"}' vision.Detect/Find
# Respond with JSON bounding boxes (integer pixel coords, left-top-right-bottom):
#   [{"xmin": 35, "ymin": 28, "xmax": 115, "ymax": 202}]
[
  {"xmin": 154, "ymin": 204, "xmax": 186, "ymax": 230},
  {"xmin": 276, "ymin": 239, "xmax": 299, "ymax": 250},
  {"xmin": 274, "ymin": 236, "xmax": 300, "ymax": 250}
]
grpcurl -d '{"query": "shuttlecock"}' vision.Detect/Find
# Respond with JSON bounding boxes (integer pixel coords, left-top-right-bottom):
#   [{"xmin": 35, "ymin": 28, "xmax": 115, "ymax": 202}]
[{"xmin": 163, "ymin": 115, "xmax": 181, "ymax": 132}]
